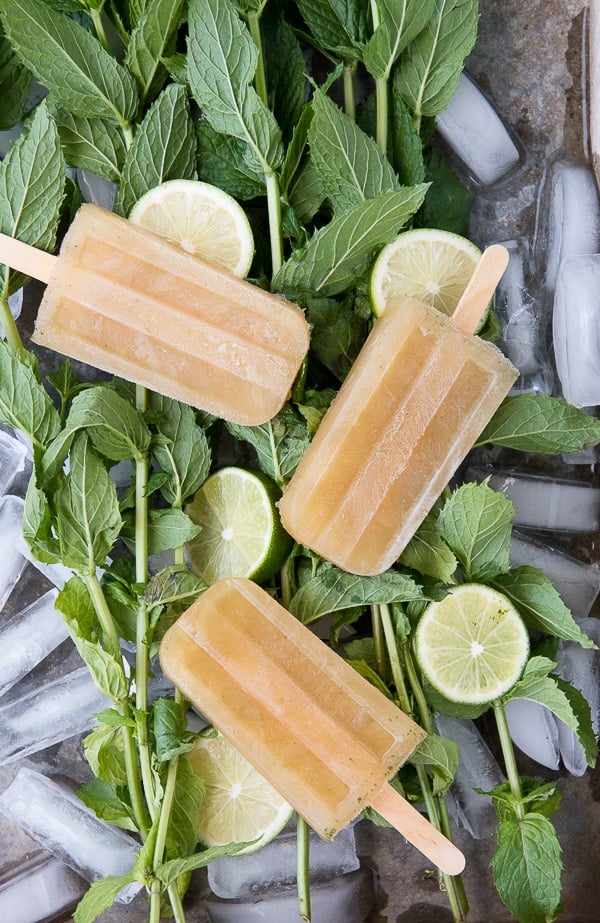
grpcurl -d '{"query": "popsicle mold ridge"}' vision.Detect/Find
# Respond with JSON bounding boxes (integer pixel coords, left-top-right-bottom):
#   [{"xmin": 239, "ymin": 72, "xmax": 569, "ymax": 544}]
[
  {"xmin": 159, "ymin": 578, "xmax": 426, "ymax": 841},
  {"xmin": 29, "ymin": 204, "xmax": 310, "ymax": 426}
]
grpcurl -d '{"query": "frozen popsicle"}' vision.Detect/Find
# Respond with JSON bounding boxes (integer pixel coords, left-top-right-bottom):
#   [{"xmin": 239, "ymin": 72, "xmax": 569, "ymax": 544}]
[
  {"xmin": 278, "ymin": 246, "xmax": 518, "ymax": 575},
  {"xmin": 159, "ymin": 577, "xmax": 465, "ymax": 875},
  {"xmin": 0, "ymin": 204, "xmax": 310, "ymax": 425}
]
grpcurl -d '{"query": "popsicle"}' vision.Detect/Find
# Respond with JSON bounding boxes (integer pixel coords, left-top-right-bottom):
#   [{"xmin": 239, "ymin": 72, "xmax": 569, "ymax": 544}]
[
  {"xmin": 159, "ymin": 577, "xmax": 466, "ymax": 875},
  {"xmin": 0, "ymin": 204, "xmax": 310, "ymax": 425},
  {"xmin": 278, "ymin": 246, "xmax": 518, "ymax": 575}
]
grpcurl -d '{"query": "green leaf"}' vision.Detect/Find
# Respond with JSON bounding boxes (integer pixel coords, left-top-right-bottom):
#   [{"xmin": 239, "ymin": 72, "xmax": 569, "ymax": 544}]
[
  {"xmin": 262, "ymin": 10, "xmax": 306, "ymax": 144},
  {"xmin": 146, "ymin": 508, "xmax": 201, "ymax": 555},
  {"xmin": 363, "ymin": 0, "xmax": 435, "ymax": 80},
  {"xmin": 409, "ymin": 732, "xmax": 459, "ymax": 796},
  {"xmin": 149, "ymin": 393, "xmax": 212, "ymax": 506},
  {"xmin": 491, "ymin": 566, "xmax": 597, "ymax": 648},
  {"xmin": 415, "ymin": 148, "xmax": 471, "ymax": 235},
  {"xmin": 476, "ymin": 394, "xmax": 600, "ymax": 454},
  {"xmin": 124, "ymin": 0, "xmax": 185, "ymax": 104},
  {"xmin": 491, "ymin": 814, "xmax": 562, "ymax": 923},
  {"xmin": 187, "ymin": 0, "xmax": 283, "ymax": 173},
  {"xmin": 153, "ymin": 696, "xmax": 193, "ymax": 761},
  {"xmin": 0, "ymin": 101, "xmax": 65, "ymax": 296},
  {"xmin": 55, "ymin": 432, "xmax": 122, "ymax": 573},
  {"xmin": 0, "ymin": 341, "xmax": 60, "ymax": 450},
  {"xmin": 274, "ymin": 185, "xmax": 429, "ymax": 296},
  {"xmin": 390, "ymin": 90, "xmax": 426, "ymax": 186},
  {"xmin": 439, "ymin": 480, "xmax": 515, "ymax": 582},
  {"xmin": 73, "ymin": 872, "xmax": 137, "ymax": 923},
  {"xmin": 54, "ymin": 109, "xmax": 126, "ymax": 183},
  {"xmin": 289, "ymin": 565, "xmax": 423, "ymax": 624},
  {"xmin": 226, "ymin": 405, "xmax": 311, "ymax": 485},
  {"xmin": 115, "ymin": 82, "xmax": 197, "ymax": 217},
  {"xmin": 554, "ymin": 676, "xmax": 597, "ymax": 768},
  {"xmin": 167, "ymin": 755, "xmax": 206, "ymax": 859},
  {"xmin": 295, "ymin": 0, "xmax": 368, "ymax": 60},
  {"xmin": 305, "ymin": 294, "xmax": 368, "ymax": 381},
  {"xmin": 0, "ymin": 0, "xmax": 139, "ymax": 126},
  {"xmin": 77, "ymin": 778, "xmax": 137, "ymax": 832},
  {"xmin": 196, "ymin": 121, "xmax": 265, "ymax": 200},
  {"xmin": 143, "ymin": 564, "xmax": 206, "ymax": 610},
  {"xmin": 22, "ymin": 478, "xmax": 62, "ymax": 564},
  {"xmin": 487, "ymin": 778, "xmax": 563, "ymax": 822},
  {"xmin": 0, "ymin": 21, "xmax": 30, "ymax": 130},
  {"xmin": 395, "ymin": 0, "xmax": 478, "ymax": 118},
  {"xmin": 308, "ymin": 89, "xmax": 400, "ymax": 212},
  {"xmin": 158, "ymin": 841, "xmax": 257, "ymax": 887},
  {"xmin": 399, "ymin": 507, "xmax": 458, "ymax": 582},
  {"xmin": 84, "ymin": 722, "xmax": 128, "ymax": 788},
  {"xmin": 347, "ymin": 659, "xmax": 393, "ymax": 698},
  {"xmin": 502, "ymin": 656, "xmax": 582, "ymax": 737}
]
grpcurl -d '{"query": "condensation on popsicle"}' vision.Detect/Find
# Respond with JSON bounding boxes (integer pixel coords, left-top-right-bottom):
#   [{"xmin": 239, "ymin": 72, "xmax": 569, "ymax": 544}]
[
  {"xmin": 160, "ymin": 578, "xmax": 465, "ymax": 875},
  {"xmin": 0, "ymin": 204, "xmax": 310, "ymax": 426},
  {"xmin": 278, "ymin": 248, "xmax": 518, "ymax": 576}
]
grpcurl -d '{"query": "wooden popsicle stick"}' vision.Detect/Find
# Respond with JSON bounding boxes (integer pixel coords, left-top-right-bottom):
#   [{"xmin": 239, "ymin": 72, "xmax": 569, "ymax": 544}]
[
  {"xmin": 371, "ymin": 784, "xmax": 465, "ymax": 876},
  {"xmin": 452, "ymin": 243, "xmax": 509, "ymax": 336},
  {"xmin": 0, "ymin": 232, "xmax": 57, "ymax": 284}
]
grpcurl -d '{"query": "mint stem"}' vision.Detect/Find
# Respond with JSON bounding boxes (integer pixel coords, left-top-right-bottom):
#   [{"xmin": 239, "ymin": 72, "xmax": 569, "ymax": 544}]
[
  {"xmin": 343, "ymin": 63, "xmax": 357, "ymax": 119},
  {"xmin": 265, "ymin": 170, "xmax": 284, "ymax": 276},
  {"xmin": 0, "ymin": 291, "xmax": 24, "ymax": 357},
  {"xmin": 248, "ymin": 11, "xmax": 269, "ymax": 108},
  {"xmin": 90, "ymin": 8, "xmax": 111, "ymax": 54},
  {"xmin": 83, "ymin": 572, "xmax": 150, "ymax": 838},
  {"xmin": 296, "ymin": 814, "xmax": 312, "ymax": 922},
  {"xmin": 493, "ymin": 700, "xmax": 525, "ymax": 821},
  {"xmin": 370, "ymin": 604, "xmax": 388, "ymax": 681},
  {"xmin": 375, "ymin": 77, "xmax": 389, "ymax": 155}
]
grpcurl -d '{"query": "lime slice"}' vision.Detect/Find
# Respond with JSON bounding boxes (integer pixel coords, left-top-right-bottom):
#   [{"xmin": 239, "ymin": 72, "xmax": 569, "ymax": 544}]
[
  {"xmin": 128, "ymin": 179, "xmax": 254, "ymax": 277},
  {"xmin": 187, "ymin": 732, "xmax": 293, "ymax": 854},
  {"xmin": 414, "ymin": 584, "xmax": 529, "ymax": 705},
  {"xmin": 185, "ymin": 467, "xmax": 292, "ymax": 584},
  {"xmin": 370, "ymin": 228, "xmax": 482, "ymax": 318}
]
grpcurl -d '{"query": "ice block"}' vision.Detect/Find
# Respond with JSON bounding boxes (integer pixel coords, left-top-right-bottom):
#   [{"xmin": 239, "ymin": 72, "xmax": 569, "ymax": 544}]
[
  {"xmin": 278, "ymin": 246, "xmax": 518, "ymax": 575},
  {"xmin": 160, "ymin": 578, "xmax": 465, "ymax": 875},
  {"xmin": 0, "ymin": 204, "xmax": 310, "ymax": 425}
]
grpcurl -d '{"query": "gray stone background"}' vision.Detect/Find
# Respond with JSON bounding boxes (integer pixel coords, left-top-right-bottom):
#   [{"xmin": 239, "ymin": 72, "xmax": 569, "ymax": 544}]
[{"xmin": 2, "ymin": 1, "xmax": 599, "ymax": 921}]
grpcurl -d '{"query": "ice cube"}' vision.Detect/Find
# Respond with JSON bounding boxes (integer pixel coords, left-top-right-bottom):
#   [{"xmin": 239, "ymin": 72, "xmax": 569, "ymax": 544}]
[
  {"xmin": 553, "ymin": 254, "xmax": 600, "ymax": 407},
  {"xmin": 0, "ymin": 494, "xmax": 29, "ymax": 609},
  {"xmin": 505, "ymin": 698, "xmax": 560, "ymax": 770},
  {"xmin": 0, "ymin": 666, "xmax": 108, "ymax": 765},
  {"xmin": 208, "ymin": 821, "xmax": 359, "ymax": 899},
  {"xmin": 534, "ymin": 160, "xmax": 600, "ymax": 297},
  {"xmin": 0, "ymin": 768, "xmax": 141, "ymax": 903},
  {"xmin": 555, "ymin": 618, "xmax": 600, "ymax": 776},
  {"xmin": 509, "ymin": 531, "xmax": 600, "ymax": 621},
  {"xmin": 435, "ymin": 71, "xmax": 522, "ymax": 186},
  {"xmin": 0, "ymin": 430, "xmax": 27, "ymax": 497},
  {"xmin": 77, "ymin": 169, "xmax": 117, "ymax": 210},
  {"xmin": 0, "ymin": 850, "xmax": 87, "ymax": 923},
  {"xmin": 0, "ymin": 589, "xmax": 69, "ymax": 698},
  {"xmin": 495, "ymin": 238, "xmax": 545, "ymax": 375},
  {"xmin": 466, "ymin": 467, "xmax": 600, "ymax": 533},
  {"xmin": 434, "ymin": 714, "xmax": 504, "ymax": 840}
]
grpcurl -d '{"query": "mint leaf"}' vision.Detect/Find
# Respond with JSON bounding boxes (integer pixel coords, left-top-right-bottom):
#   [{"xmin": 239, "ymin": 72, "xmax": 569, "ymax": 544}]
[
  {"xmin": 491, "ymin": 814, "xmax": 562, "ymax": 923},
  {"xmin": 124, "ymin": 0, "xmax": 186, "ymax": 104},
  {"xmin": 399, "ymin": 507, "xmax": 458, "ymax": 582},
  {"xmin": 84, "ymin": 722, "xmax": 128, "ymax": 788},
  {"xmin": 390, "ymin": 90, "xmax": 426, "ymax": 185},
  {"xmin": 554, "ymin": 675, "xmax": 597, "ymax": 768},
  {"xmin": 309, "ymin": 89, "xmax": 400, "ymax": 211},
  {"xmin": 263, "ymin": 10, "xmax": 306, "ymax": 144},
  {"xmin": 438, "ymin": 480, "xmax": 515, "ymax": 581},
  {"xmin": 196, "ymin": 121, "xmax": 265, "ymax": 199},
  {"xmin": 363, "ymin": 0, "xmax": 435, "ymax": 80},
  {"xmin": 502, "ymin": 656, "xmax": 582, "ymax": 736},
  {"xmin": 54, "ymin": 109, "xmax": 126, "ymax": 183},
  {"xmin": 305, "ymin": 294, "xmax": 368, "ymax": 381},
  {"xmin": 476, "ymin": 393, "xmax": 600, "ymax": 454},
  {"xmin": 295, "ymin": 0, "xmax": 368, "ymax": 61},
  {"xmin": 23, "ymin": 478, "xmax": 61, "ymax": 564},
  {"xmin": 274, "ymin": 185, "xmax": 428, "ymax": 296},
  {"xmin": 491, "ymin": 566, "xmax": 596, "ymax": 648},
  {"xmin": 77, "ymin": 778, "xmax": 137, "ymax": 832},
  {"xmin": 0, "ymin": 101, "xmax": 65, "ymax": 296},
  {"xmin": 0, "ymin": 341, "xmax": 61, "ymax": 451},
  {"xmin": 347, "ymin": 659, "xmax": 393, "ymax": 698},
  {"xmin": 167, "ymin": 755, "xmax": 206, "ymax": 859},
  {"xmin": 289, "ymin": 565, "xmax": 423, "ymax": 625},
  {"xmin": 0, "ymin": 0, "xmax": 139, "ymax": 127},
  {"xmin": 73, "ymin": 873, "xmax": 137, "ymax": 923},
  {"xmin": 409, "ymin": 732, "xmax": 459, "ymax": 796},
  {"xmin": 149, "ymin": 393, "xmax": 212, "ymax": 506},
  {"xmin": 115, "ymin": 83, "xmax": 197, "ymax": 217},
  {"xmin": 158, "ymin": 841, "xmax": 258, "ymax": 887},
  {"xmin": 153, "ymin": 696, "xmax": 193, "ymax": 762},
  {"xmin": 145, "ymin": 508, "xmax": 201, "ymax": 555},
  {"xmin": 0, "ymin": 21, "xmax": 30, "ymax": 129},
  {"xmin": 187, "ymin": 0, "xmax": 283, "ymax": 173},
  {"xmin": 55, "ymin": 432, "xmax": 122, "ymax": 573},
  {"xmin": 226, "ymin": 405, "xmax": 311, "ymax": 485},
  {"xmin": 415, "ymin": 149, "xmax": 471, "ymax": 235},
  {"xmin": 395, "ymin": 0, "xmax": 478, "ymax": 118}
]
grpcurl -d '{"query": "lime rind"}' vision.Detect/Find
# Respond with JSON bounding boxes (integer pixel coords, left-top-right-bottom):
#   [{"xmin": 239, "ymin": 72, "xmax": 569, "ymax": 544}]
[{"xmin": 414, "ymin": 584, "xmax": 529, "ymax": 706}]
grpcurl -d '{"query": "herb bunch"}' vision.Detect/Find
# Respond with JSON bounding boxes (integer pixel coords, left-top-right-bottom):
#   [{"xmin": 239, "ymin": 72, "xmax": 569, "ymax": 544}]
[{"xmin": 0, "ymin": 2, "xmax": 598, "ymax": 922}]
